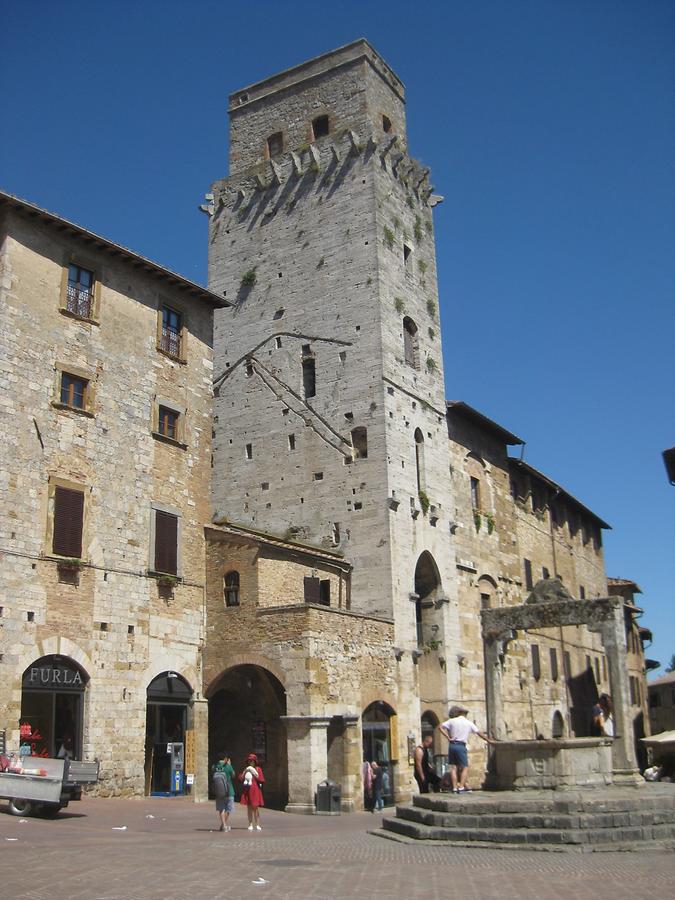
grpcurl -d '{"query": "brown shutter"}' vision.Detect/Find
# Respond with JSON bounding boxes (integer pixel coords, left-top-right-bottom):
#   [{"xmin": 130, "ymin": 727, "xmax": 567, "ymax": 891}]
[
  {"xmin": 304, "ymin": 576, "xmax": 320, "ymax": 604},
  {"xmin": 53, "ymin": 486, "xmax": 84, "ymax": 557},
  {"xmin": 154, "ymin": 511, "xmax": 178, "ymax": 575}
]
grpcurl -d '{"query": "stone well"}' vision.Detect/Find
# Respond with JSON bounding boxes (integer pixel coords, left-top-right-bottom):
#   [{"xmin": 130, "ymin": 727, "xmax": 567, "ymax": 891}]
[{"xmin": 485, "ymin": 737, "xmax": 613, "ymax": 791}]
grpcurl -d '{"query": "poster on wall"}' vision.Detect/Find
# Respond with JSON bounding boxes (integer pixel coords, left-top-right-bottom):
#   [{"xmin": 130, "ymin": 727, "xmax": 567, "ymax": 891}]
[{"xmin": 251, "ymin": 722, "xmax": 267, "ymax": 764}]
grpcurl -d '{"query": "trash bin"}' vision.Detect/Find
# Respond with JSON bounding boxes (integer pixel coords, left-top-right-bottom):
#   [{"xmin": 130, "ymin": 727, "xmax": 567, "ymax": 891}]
[{"xmin": 316, "ymin": 778, "xmax": 341, "ymax": 814}]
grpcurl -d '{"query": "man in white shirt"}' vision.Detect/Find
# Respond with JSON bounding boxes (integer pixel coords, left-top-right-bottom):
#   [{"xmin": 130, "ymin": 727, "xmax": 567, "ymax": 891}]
[{"xmin": 439, "ymin": 705, "xmax": 493, "ymax": 794}]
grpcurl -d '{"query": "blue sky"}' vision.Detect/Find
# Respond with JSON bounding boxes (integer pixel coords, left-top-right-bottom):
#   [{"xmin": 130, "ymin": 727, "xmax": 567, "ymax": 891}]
[{"xmin": 2, "ymin": 1, "xmax": 673, "ymax": 672}]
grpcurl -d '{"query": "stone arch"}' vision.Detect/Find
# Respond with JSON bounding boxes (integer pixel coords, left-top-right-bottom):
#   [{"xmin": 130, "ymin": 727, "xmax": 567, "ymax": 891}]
[
  {"xmin": 141, "ymin": 654, "xmax": 200, "ymax": 701},
  {"xmin": 414, "ymin": 551, "xmax": 443, "ymax": 645},
  {"xmin": 477, "ymin": 574, "xmax": 498, "ymax": 609},
  {"xmin": 207, "ymin": 662, "xmax": 288, "ymax": 809},
  {"xmin": 205, "ymin": 653, "xmax": 287, "ymax": 698}
]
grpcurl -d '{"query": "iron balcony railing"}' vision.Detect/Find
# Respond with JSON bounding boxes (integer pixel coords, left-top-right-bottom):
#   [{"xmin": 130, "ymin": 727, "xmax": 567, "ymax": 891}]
[
  {"xmin": 160, "ymin": 325, "xmax": 181, "ymax": 357},
  {"xmin": 66, "ymin": 284, "xmax": 93, "ymax": 318}
]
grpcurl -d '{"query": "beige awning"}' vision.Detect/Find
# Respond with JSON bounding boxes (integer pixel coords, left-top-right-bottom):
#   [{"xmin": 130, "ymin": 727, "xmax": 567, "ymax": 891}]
[{"xmin": 641, "ymin": 730, "xmax": 675, "ymax": 746}]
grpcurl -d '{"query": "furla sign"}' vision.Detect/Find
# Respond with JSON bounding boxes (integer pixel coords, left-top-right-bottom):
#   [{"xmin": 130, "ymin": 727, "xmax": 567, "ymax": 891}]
[{"xmin": 23, "ymin": 663, "xmax": 86, "ymax": 690}]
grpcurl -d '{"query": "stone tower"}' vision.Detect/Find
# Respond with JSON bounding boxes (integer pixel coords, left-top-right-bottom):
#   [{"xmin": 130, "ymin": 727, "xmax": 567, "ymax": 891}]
[{"xmin": 208, "ymin": 40, "xmax": 459, "ymax": 677}]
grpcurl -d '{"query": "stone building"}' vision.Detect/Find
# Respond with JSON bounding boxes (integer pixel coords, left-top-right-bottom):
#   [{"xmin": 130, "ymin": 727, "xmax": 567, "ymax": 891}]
[
  {"xmin": 648, "ymin": 672, "xmax": 675, "ymax": 735},
  {"xmin": 0, "ymin": 191, "xmax": 224, "ymax": 795}
]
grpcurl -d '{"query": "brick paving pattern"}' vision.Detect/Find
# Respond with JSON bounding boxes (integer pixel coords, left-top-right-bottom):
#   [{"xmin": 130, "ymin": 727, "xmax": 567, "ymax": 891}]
[{"xmin": 1, "ymin": 797, "xmax": 673, "ymax": 899}]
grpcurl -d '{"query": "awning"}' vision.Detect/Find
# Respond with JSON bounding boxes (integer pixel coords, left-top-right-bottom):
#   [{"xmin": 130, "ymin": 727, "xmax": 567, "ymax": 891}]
[{"xmin": 641, "ymin": 730, "xmax": 675, "ymax": 746}]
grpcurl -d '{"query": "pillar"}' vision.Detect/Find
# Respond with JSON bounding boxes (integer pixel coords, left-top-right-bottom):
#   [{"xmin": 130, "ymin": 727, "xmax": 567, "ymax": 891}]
[
  {"xmin": 339, "ymin": 715, "xmax": 362, "ymax": 812},
  {"xmin": 281, "ymin": 715, "xmax": 331, "ymax": 814},
  {"xmin": 601, "ymin": 601, "xmax": 643, "ymax": 785},
  {"xmin": 189, "ymin": 697, "xmax": 210, "ymax": 802},
  {"xmin": 483, "ymin": 635, "xmax": 507, "ymax": 740}
]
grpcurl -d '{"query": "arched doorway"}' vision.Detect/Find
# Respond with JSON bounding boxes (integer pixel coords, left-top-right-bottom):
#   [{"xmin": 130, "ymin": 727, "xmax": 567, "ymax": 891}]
[
  {"xmin": 20, "ymin": 655, "xmax": 88, "ymax": 758},
  {"xmin": 145, "ymin": 671, "xmax": 192, "ymax": 795},
  {"xmin": 207, "ymin": 665, "xmax": 287, "ymax": 809},
  {"xmin": 414, "ymin": 551, "xmax": 442, "ymax": 646},
  {"xmin": 362, "ymin": 700, "xmax": 396, "ymax": 806}
]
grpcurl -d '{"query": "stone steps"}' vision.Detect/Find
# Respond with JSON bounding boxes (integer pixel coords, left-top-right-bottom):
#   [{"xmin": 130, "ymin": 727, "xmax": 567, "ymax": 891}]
[{"xmin": 377, "ymin": 786, "xmax": 675, "ymax": 851}]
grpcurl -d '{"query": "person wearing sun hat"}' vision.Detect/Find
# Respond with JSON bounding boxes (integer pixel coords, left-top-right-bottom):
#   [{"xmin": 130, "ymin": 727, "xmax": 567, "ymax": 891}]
[
  {"xmin": 440, "ymin": 704, "xmax": 494, "ymax": 794},
  {"xmin": 239, "ymin": 752, "xmax": 265, "ymax": 830}
]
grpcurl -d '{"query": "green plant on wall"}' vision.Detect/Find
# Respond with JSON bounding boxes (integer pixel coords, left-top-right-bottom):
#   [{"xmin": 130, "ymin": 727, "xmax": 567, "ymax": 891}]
[
  {"xmin": 426, "ymin": 298, "xmax": 436, "ymax": 319},
  {"xmin": 473, "ymin": 510, "xmax": 482, "ymax": 532},
  {"xmin": 406, "ymin": 194, "xmax": 414, "ymax": 209},
  {"xmin": 428, "ymin": 327, "xmax": 435, "ymax": 340},
  {"xmin": 393, "ymin": 215, "xmax": 401, "ymax": 231},
  {"xmin": 418, "ymin": 490, "xmax": 430, "ymax": 515},
  {"xmin": 418, "ymin": 259, "xmax": 427, "ymax": 276},
  {"xmin": 486, "ymin": 513, "xmax": 495, "ymax": 535},
  {"xmin": 423, "ymin": 639, "xmax": 442, "ymax": 653},
  {"xmin": 57, "ymin": 556, "xmax": 84, "ymax": 569},
  {"xmin": 425, "ymin": 219, "xmax": 433, "ymax": 235},
  {"xmin": 394, "ymin": 296, "xmax": 405, "ymax": 314},
  {"xmin": 426, "ymin": 356, "xmax": 437, "ymax": 373},
  {"xmin": 414, "ymin": 215, "xmax": 423, "ymax": 243},
  {"xmin": 383, "ymin": 226, "xmax": 395, "ymax": 249},
  {"xmin": 241, "ymin": 268, "xmax": 257, "ymax": 288}
]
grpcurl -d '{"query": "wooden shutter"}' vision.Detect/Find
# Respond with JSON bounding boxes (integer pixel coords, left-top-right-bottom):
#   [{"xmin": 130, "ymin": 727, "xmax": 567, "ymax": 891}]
[
  {"xmin": 53, "ymin": 486, "xmax": 84, "ymax": 557},
  {"xmin": 304, "ymin": 576, "xmax": 320, "ymax": 604},
  {"xmin": 155, "ymin": 511, "xmax": 178, "ymax": 574}
]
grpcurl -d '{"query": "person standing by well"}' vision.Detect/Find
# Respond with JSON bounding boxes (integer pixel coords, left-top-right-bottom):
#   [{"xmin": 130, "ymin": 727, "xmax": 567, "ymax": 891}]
[{"xmin": 440, "ymin": 705, "xmax": 494, "ymax": 794}]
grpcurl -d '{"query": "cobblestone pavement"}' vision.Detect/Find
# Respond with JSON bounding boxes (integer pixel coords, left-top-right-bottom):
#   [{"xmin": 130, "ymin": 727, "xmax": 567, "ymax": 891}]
[{"xmin": 1, "ymin": 797, "xmax": 673, "ymax": 900}]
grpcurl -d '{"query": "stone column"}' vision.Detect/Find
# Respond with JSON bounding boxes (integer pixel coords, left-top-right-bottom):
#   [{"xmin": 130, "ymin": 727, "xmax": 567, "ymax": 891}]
[
  {"xmin": 189, "ymin": 697, "xmax": 209, "ymax": 802},
  {"xmin": 482, "ymin": 632, "xmax": 509, "ymax": 740},
  {"xmin": 281, "ymin": 715, "xmax": 331, "ymax": 814},
  {"xmin": 601, "ymin": 601, "xmax": 643, "ymax": 785},
  {"xmin": 339, "ymin": 715, "xmax": 362, "ymax": 812}
]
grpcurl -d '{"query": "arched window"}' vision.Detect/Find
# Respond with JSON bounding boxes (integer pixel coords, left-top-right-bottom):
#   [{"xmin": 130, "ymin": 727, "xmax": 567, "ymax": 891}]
[
  {"xmin": 552, "ymin": 710, "xmax": 565, "ymax": 738},
  {"xmin": 403, "ymin": 317, "xmax": 418, "ymax": 368},
  {"xmin": 414, "ymin": 551, "xmax": 442, "ymax": 646},
  {"xmin": 477, "ymin": 575, "xmax": 497, "ymax": 609},
  {"xmin": 351, "ymin": 426, "xmax": 368, "ymax": 459},
  {"xmin": 414, "ymin": 428, "xmax": 425, "ymax": 493},
  {"xmin": 224, "ymin": 571, "xmax": 240, "ymax": 607}
]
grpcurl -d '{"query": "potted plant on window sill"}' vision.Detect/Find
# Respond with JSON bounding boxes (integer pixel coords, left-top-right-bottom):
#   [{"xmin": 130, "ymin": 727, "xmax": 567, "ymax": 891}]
[
  {"xmin": 154, "ymin": 573, "xmax": 181, "ymax": 587},
  {"xmin": 56, "ymin": 557, "xmax": 85, "ymax": 572}
]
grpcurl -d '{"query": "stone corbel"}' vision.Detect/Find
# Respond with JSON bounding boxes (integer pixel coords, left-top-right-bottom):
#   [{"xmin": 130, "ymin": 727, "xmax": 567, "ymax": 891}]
[
  {"xmin": 381, "ymin": 135, "xmax": 399, "ymax": 157},
  {"xmin": 198, "ymin": 192, "xmax": 214, "ymax": 216},
  {"xmin": 309, "ymin": 144, "xmax": 321, "ymax": 172},
  {"xmin": 330, "ymin": 144, "xmax": 341, "ymax": 164},
  {"xmin": 254, "ymin": 173, "xmax": 268, "ymax": 190},
  {"xmin": 290, "ymin": 151, "xmax": 303, "ymax": 176},
  {"xmin": 386, "ymin": 496, "xmax": 400, "ymax": 511},
  {"xmin": 428, "ymin": 193, "xmax": 444, "ymax": 207},
  {"xmin": 270, "ymin": 160, "xmax": 283, "ymax": 185},
  {"xmin": 347, "ymin": 130, "xmax": 362, "ymax": 154},
  {"xmin": 411, "ymin": 650, "xmax": 423, "ymax": 664},
  {"xmin": 416, "ymin": 168, "xmax": 430, "ymax": 190},
  {"xmin": 237, "ymin": 187, "xmax": 247, "ymax": 204},
  {"xmin": 393, "ymin": 647, "xmax": 404, "ymax": 662}
]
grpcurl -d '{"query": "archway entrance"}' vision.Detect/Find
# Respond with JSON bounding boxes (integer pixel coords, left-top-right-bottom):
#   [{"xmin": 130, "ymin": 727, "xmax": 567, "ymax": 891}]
[
  {"xmin": 414, "ymin": 551, "xmax": 442, "ymax": 646},
  {"xmin": 145, "ymin": 671, "xmax": 192, "ymax": 795},
  {"xmin": 362, "ymin": 700, "xmax": 396, "ymax": 807},
  {"xmin": 20, "ymin": 655, "xmax": 88, "ymax": 758},
  {"xmin": 207, "ymin": 665, "xmax": 287, "ymax": 809}
]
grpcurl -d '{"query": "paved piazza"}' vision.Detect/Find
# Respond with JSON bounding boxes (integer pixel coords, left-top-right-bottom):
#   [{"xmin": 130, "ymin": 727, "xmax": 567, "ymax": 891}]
[{"xmin": 1, "ymin": 797, "xmax": 674, "ymax": 899}]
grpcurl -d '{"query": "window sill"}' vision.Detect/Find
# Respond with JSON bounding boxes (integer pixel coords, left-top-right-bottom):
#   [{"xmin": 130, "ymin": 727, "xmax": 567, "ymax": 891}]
[
  {"xmin": 45, "ymin": 554, "xmax": 88, "ymax": 567},
  {"xmin": 156, "ymin": 346, "xmax": 187, "ymax": 365},
  {"xmin": 51, "ymin": 401, "xmax": 95, "ymax": 418},
  {"xmin": 151, "ymin": 431, "xmax": 187, "ymax": 450},
  {"xmin": 148, "ymin": 570, "xmax": 182, "ymax": 583},
  {"xmin": 58, "ymin": 306, "xmax": 99, "ymax": 326}
]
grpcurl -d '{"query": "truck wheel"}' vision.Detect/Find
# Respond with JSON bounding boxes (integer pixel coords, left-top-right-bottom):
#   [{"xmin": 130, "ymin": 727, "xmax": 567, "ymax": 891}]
[{"xmin": 8, "ymin": 798, "xmax": 34, "ymax": 817}]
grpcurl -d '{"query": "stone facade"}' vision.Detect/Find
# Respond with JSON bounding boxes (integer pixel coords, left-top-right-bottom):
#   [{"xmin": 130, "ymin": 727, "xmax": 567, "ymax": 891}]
[
  {"xmin": 0, "ymin": 192, "xmax": 222, "ymax": 796},
  {"xmin": 648, "ymin": 671, "xmax": 675, "ymax": 734}
]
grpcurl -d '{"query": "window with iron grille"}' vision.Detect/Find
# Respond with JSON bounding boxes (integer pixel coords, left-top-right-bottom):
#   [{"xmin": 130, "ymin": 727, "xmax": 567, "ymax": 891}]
[
  {"xmin": 158, "ymin": 405, "xmax": 178, "ymax": 440},
  {"xmin": 53, "ymin": 486, "xmax": 84, "ymax": 558},
  {"xmin": 160, "ymin": 305, "xmax": 182, "ymax": 358},
  {"xmin": 66, "ymin": 264, "xmax": 94, "ymax": 318},
  {"xmin": 224, "ymin": 571, "xmax": 240, "ymax": 607},
  {"xmin": 60, "ymin": 372, "xmax": 88, "ymax": 409},
  {"xmin": 154, "ymin": 510, "xmax": 178, "ymax": 575}
]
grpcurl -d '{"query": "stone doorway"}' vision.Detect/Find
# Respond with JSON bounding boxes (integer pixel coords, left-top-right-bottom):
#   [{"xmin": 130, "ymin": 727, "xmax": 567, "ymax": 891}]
[
  {"xmin": 20, "ymin": 655, "xmax": 88, "ymax": 759},
  {"xmin": 207, "ymin": 664, "xmax": 288, "ymax": 809}
]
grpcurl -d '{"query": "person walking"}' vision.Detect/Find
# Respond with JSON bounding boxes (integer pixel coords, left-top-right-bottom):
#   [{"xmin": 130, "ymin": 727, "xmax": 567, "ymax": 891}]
[
  {"xmin": 440, "ymin": 705, "xmax": 494, "ymax": 794},
  {"xmin": 239, "ymin": 753, "xmax": 265, "ymax": 830},
  {"xmin": 371, "ymin": 760, "xmax": 384, "ymax": 812},
  {"xmin": 212, "ymin": 752, "xmax": 236, "ymax": 832},
  {"xmin": 414, "ymin": 735, "xmax": 441, "ymax": 794}
]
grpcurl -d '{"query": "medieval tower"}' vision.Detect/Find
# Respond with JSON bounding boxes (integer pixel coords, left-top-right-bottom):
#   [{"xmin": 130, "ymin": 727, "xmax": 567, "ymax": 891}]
[{"xmin": 207, "ymin": 40, "xmax": 461, "ymax": 720}]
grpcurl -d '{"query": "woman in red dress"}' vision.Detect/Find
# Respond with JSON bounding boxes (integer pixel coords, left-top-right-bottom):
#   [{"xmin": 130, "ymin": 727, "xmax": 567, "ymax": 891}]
[{"xmin": 239, "ymin": 753, "xmax": 265, "ymax": 830}]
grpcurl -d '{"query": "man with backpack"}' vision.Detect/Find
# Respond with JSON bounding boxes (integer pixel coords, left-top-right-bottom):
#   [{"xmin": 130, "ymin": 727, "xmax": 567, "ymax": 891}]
[{"xmin": 212, "ymin": 752, "xmax": 236, "ymax": 832}]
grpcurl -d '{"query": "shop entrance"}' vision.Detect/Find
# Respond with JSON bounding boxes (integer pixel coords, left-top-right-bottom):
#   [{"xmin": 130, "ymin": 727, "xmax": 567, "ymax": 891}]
[
  {"xmin": 20, "ymin": 655, "xmax": 88, "ymax": 759},
  {"xmin": 207, "ymin": 664, "xmax": 288, "ymax": 809},
  {"xmin": 145, "ymin": 671, "xmax": 192, "ymax": 795},
  {"xmin": 362, "ymin": 700, "xmax": 396, "ymax": 806}
]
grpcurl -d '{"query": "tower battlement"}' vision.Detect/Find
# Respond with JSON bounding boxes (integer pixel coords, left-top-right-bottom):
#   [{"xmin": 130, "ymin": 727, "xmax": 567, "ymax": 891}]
[{"xmin": 227, "ymin": 39, "xmax": 408, "ymax": 176}]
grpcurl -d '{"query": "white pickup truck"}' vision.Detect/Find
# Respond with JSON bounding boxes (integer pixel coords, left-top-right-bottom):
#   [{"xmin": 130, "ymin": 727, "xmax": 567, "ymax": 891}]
[{"xmin": 0, "ymin": 755, "xmax": 100, "ymax": 817}]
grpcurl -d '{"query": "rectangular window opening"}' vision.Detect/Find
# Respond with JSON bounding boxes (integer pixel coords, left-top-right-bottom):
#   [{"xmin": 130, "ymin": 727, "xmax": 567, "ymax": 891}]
[
  {"xmin": 319, "ymin": 579, "xmax": 331, "ymax": 606},
  {"xmin": 524, "ymin": 558, "xmax": 533, "ymax": 591},
  {"xmin": 60, "ymin": 372, "xmax": 88, "ymax": 409},
  {"xmin": 288, "ymin": 434, "xmax": 296, "ymax": 451},
  {"xmin": 160, "ymin": 305, "xmax": 182, "ymax": 358},
  {"xmin": 66, "ymin": 263, "xmax": 94, "ymax": 318},
  {"xmin": 245, "ymin": 443, "xmax": 253, "ymax": 460},
  {"xmin": 158, "ymin": 405, "xmax": 178, "ymax": 440},
  {"xmin": 154, "ymin": 510, "xmax": 178, "ymax": 576},
  {"xmin": 53, "ymin": 485, "xmax": 84, "ymax": 558}
]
